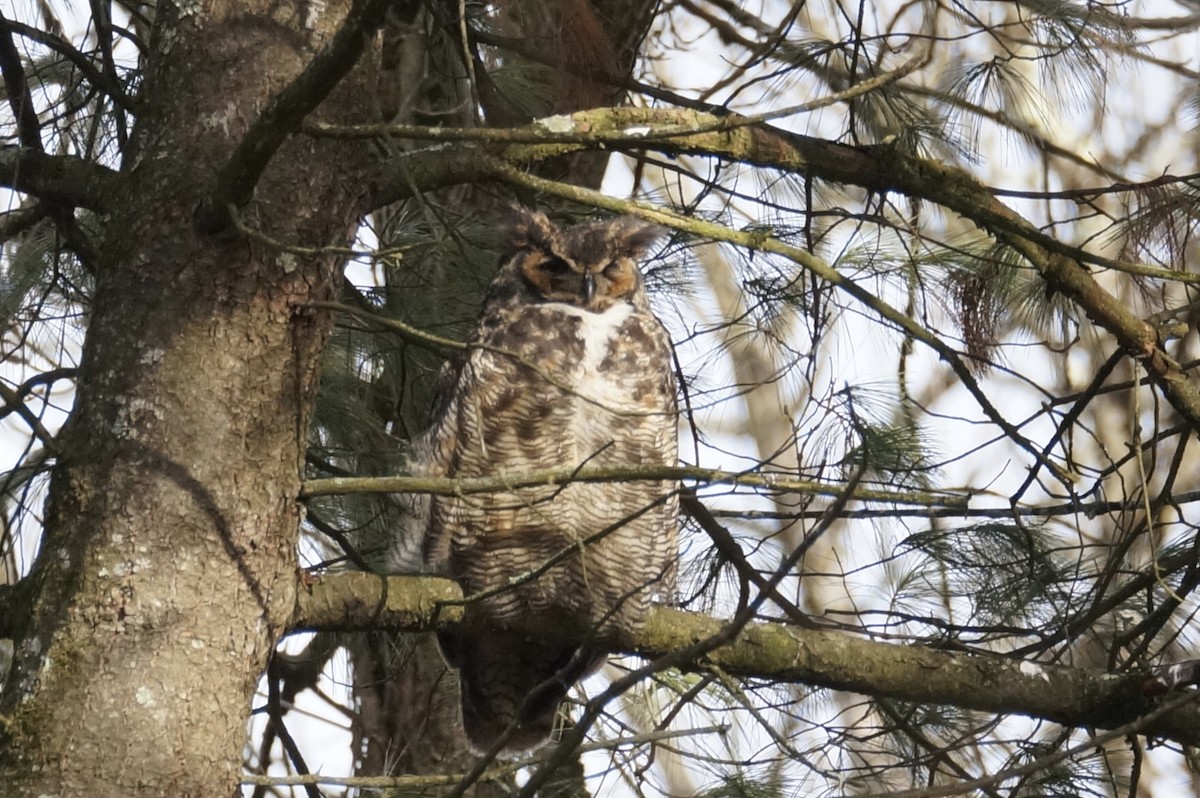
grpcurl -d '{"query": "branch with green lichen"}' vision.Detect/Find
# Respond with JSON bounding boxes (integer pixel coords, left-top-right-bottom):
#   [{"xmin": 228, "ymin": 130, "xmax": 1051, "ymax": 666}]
[
  {"xmin": 322, "ymin": 105, "xmax": 1200, "ymax": 436},
  {"xmin": 292, "ymin": 572, "xmax": 1200, "ymax": 748}
]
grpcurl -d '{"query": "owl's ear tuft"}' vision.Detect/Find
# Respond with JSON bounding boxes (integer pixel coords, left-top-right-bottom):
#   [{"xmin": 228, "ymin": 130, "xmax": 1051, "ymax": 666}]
[
  {"xmin": 612, "ymin": 216, "xmax": 666, "ymax": 258},
  {"xmin": 505, "ymin": 206, "xmax": 556, "ymax": 251}
]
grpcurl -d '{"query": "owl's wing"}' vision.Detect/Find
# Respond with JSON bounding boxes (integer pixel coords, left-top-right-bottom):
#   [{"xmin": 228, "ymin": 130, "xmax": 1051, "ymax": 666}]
[
  {"xmin": 428, "ymin": 349, "xmax": 466, "ymax": 424},
  {"xmin": 387, "ymin": 353, "xmax": 467, "ymax": 572},
  {"xmin": 391, "ymin": 347, "xmax": 459, "ymax": 573}
]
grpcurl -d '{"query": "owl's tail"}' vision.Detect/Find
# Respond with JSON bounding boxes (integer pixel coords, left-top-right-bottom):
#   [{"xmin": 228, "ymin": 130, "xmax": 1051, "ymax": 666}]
[{"xmin": 439, "ymin": 631, "xmax": 602, "ymax": 754}]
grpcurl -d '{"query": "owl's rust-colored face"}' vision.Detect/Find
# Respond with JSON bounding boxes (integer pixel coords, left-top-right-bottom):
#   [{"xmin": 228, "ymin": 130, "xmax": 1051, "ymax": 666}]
[
  {"xmin": 517, "ymin": 250, "xmax": 639, "ymax": 310},
  {"xmin": 508, "ymin": 209, "xmax": 662, "ymax": 311}
]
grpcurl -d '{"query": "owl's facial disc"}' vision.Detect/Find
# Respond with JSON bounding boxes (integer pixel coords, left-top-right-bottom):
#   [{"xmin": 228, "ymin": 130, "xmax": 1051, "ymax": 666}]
[{"xmin": 519, "ymin": 248, "xmax": 641, "ymax": 311}]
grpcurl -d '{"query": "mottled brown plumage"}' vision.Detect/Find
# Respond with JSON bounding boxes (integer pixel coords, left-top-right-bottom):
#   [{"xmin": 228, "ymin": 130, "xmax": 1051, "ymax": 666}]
[{"xmin": 417, "ymin": 208, "xmax": 679, "ymax": 753}]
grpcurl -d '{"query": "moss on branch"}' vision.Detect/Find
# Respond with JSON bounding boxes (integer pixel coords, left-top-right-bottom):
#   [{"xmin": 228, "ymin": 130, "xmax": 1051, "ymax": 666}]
[{"xmin": 294, "ymin": 572, "xmax": 1200, "ymax": 748}]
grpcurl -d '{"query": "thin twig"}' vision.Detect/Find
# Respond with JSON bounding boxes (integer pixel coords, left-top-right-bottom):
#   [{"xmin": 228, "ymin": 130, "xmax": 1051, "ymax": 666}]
[{"xmin": 301, "ymin": 464, "xmax": 971, "ymax": 508}]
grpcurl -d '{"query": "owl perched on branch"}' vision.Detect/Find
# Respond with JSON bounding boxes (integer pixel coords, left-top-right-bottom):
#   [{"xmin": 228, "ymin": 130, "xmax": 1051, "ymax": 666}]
[{"xmin": 415, "ymin": 207, "xmax": 680, "ymax": 753}]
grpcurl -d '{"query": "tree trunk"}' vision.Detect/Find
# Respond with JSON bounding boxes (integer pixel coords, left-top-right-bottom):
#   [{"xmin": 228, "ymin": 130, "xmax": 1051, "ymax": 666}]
[{"xmin": 0, "ymin": 3, "xmax": 368, "ymax": 794}]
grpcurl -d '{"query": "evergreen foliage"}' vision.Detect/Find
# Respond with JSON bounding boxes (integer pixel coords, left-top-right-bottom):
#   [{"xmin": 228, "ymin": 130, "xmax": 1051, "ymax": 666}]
[{"xmin": 3, "ymin": 0, "xmax": 1200, "ymax": 795}]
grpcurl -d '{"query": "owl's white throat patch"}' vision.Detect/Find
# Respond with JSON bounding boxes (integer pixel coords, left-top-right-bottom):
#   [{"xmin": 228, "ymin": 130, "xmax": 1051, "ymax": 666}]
[{"xmin": 544, "ymin": 301, "xmax": 635, "ymax": 372}]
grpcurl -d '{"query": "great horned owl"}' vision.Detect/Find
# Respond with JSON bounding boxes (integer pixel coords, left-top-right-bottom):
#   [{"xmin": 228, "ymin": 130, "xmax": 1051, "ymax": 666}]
[{"xmin": 416, "ymin": 207, "xmax": 679, "ymax": 753}]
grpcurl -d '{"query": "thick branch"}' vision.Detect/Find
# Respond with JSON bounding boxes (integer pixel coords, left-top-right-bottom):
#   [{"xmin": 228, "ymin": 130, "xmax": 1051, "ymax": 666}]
[
  {"xmin": 337, "ymin": 109, "xmax": 1200, "ymax": 286},
  {"xmin": 0, "ymin": 146, "xmax": 118, "ymax": 212},
  {"xmin": 295, "ymin": 572, "xmax": 465, "ymax": 631},
  {"xmin": 0, "ymin": 10, "xmax": 43, "ymax": 150},
  {"xmin": 197, "ymin": 0, "xmax": 391, "ymax": 232},
  {"xmin": 294, "ymin": 572, "xmax": 1200, "ymax": 748}
]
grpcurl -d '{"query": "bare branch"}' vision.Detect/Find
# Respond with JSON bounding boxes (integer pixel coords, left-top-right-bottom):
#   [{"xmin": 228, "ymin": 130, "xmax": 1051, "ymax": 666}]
[
  {"xmin": 300, "ymin": 464, "xmax": 970, "ymax": 509},
  {"xmin": 0, "ymin": 14, "xmax": 134, "ymax": 112},
  {"xmin": 0, "ymin": 10, "xmax": 44, "ymax": 151},
  {"xmin": 0, "ymin": 146, "xmax": 118, "ymax": 212}
]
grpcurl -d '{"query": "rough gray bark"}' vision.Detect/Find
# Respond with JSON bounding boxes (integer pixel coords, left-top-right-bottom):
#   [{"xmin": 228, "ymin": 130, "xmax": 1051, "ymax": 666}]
[{"xmin": 0, "ymin": 2, "xmax": 372, "ymax": 794}]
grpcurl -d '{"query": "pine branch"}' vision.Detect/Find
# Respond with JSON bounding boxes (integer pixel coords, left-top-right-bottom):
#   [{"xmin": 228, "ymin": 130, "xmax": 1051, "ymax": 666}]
[
  {"xmin": 490, "ymin": 163, "xmax": 1071, "ymax": 487},
  {"xmin": 293, "ymin": 572, "xmax": 1200, "ymax": 748},
  {"xmin": 707, "ymin": 487, "xmax": 1200, "ymax": 522},
  {"xmin": 346, "ymin": 107, "xmax": 1195, "ymax": 284},
  {"xmin": 334, "ymin": 107, "xmax": 1200, "ymax": 434},
  {"xmin": 0, "ymin": 146, "xmax": 118, "ymax": 212},
  {"xmin": 306, "ymin": 300, "xmax": 464, "ymax": 356}
]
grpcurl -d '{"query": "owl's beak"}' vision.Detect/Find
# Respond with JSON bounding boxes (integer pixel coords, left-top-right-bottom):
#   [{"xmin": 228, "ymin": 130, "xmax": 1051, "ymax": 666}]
[{"xmin": 581, "ymin": 271, "xmax": 596, "ymax": 304}]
